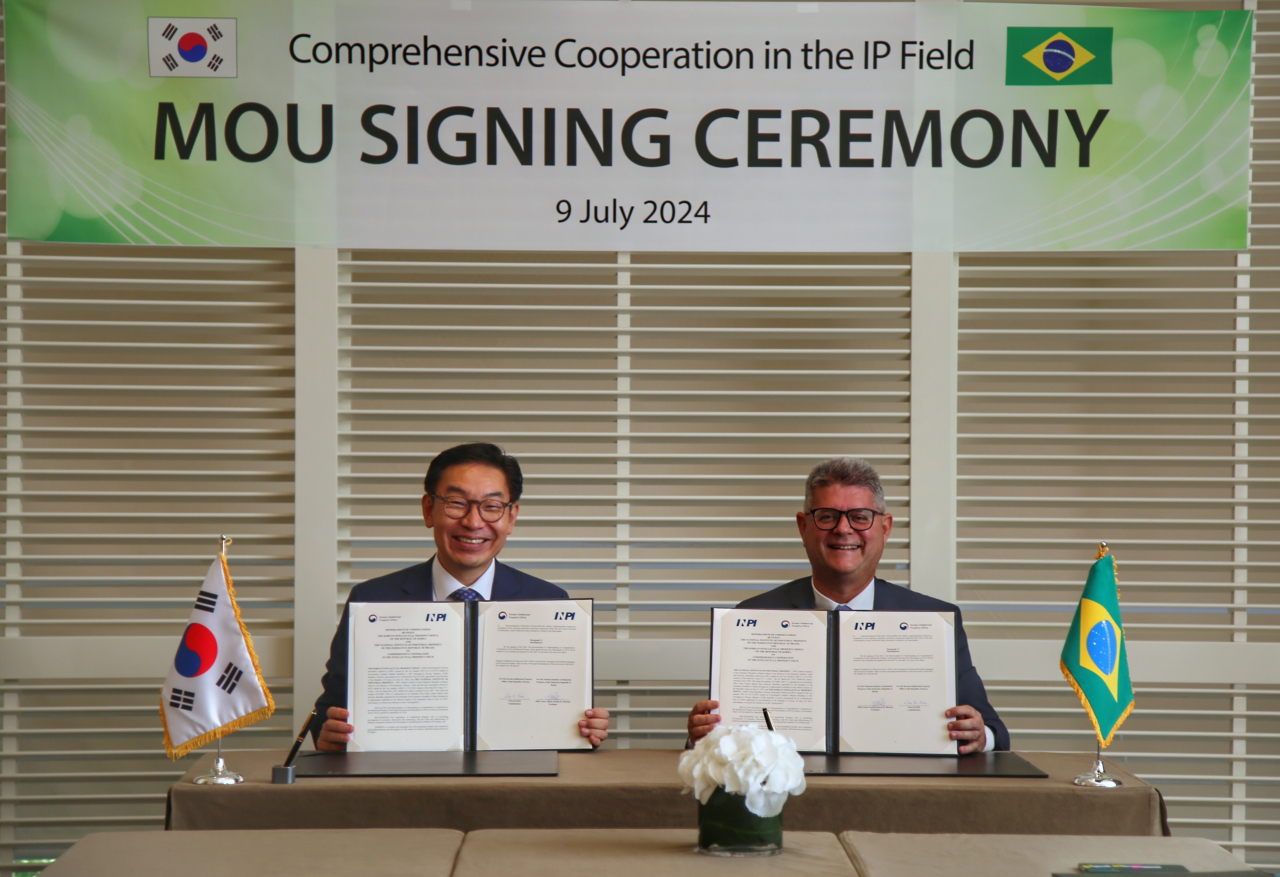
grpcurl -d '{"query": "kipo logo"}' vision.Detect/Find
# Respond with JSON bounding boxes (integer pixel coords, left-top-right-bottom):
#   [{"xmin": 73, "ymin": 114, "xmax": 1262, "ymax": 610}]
[{"xmin": 1006, "ymin": 27, "xmax": 1112, "ymax": 85}]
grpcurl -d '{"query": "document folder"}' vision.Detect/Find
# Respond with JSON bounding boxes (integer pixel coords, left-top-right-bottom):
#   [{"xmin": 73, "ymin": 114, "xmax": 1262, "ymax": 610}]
[{"xmin": 801, "ymin": 750, "xmax": 1048, "ymax": 777}]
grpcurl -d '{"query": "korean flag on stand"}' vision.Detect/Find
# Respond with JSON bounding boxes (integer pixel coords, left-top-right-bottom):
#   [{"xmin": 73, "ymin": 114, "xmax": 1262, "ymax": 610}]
[
  {"xmin": 161, "ymin": 549, "xmax": 273, "ymax": 759},
  {"xmin": 148, "ymin": 18, "xmax": 237, "ymax": 78}
]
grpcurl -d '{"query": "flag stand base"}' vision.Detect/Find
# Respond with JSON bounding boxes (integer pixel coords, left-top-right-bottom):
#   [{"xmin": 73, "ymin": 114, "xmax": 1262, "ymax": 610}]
[
  {"xmin": 1074, "ymin": 746, "xmax": 1122, "ymax": 788},
  {"xmin": 193, "ymin": 739, "xmax": 243, "ymax": 785},
  {"xmin": 194, "ymin": 757, "xmax": 244, "ymax": 785}
]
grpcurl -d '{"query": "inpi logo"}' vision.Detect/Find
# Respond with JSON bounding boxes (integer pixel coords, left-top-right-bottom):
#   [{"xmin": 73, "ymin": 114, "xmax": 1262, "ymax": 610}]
[
  {"xmin": 850, "ymin": 622, "xmax": 876, "ymax": 631},
  {"xmin": 736, "ymin": 619, "xmax": 757, "ymax": 627},
  {"xmin": 425, "ymin": 613, "xmax": 448, "ymax": 622},
  {"xmin": 554, "ymin": 611, "xmax": 576, "ymax": 621}
]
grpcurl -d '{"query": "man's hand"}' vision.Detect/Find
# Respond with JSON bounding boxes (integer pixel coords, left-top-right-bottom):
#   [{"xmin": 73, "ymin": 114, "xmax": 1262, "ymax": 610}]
[
  {"xmin": 579, "ymin": 708, "xmax": 611, "ymax": 747},
  {"xmin": 317, "ymin": 706, "xmax": 353, "ymax": 752},
  {"xmin": 945, "ymin": 704, "xmax": 987, "ymax": 754},
  {"xmin": 687, "ymin": 700, "xmax": 721, "ymax": 744}
]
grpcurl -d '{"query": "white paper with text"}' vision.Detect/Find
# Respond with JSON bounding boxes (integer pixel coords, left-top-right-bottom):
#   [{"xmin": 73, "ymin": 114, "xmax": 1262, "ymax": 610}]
[
  {"xmin": 347, "ymin": 601, "xmax": 466, "ymax": 751},
  {"xmin": 476, "ymin": 599, "xmax": 593, "ymax": 750},
  {"xmin": 710, "ymin": 608, "xmax": 828, "ymax": 751},
  {"xmin": 838, "ymin": 610, "xmax": 957, "ymax": 755}
]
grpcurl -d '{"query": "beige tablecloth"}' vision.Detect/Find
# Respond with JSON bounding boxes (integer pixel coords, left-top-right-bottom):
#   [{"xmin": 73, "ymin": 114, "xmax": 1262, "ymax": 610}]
[
  {"xmin": 167, "ymin": 749, "xmax": 1161, "ymax": 836},
  {"xmin": 40, "ymin": 828, "xmax": 464, "ymax": 877},
  {"xmin": 454, "ymin": 829, "xmax": 854, "ymax": 877},
  {"xmin": 839, "ymin": 831, "xmax": 1248, "ymax": 877}
]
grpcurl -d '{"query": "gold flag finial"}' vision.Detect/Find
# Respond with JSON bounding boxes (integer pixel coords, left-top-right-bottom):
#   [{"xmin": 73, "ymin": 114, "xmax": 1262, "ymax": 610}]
[{"xmin": 1094, "ymin": 542, "xmax": 1119, "ymax": 598}]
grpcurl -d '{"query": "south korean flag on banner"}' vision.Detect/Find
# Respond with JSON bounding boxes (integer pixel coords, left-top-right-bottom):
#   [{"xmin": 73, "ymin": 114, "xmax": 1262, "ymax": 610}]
[
  {"xmin": 148, "ymin": 18, "xmax": 237, "ymax": 78},
  {"xmin": 161, "ymin": 549, "xmax": 273, "ymax": 759}
]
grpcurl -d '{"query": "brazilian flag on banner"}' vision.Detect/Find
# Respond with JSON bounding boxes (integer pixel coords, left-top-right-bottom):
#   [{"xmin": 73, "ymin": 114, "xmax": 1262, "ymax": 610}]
[
  {"xmin": 1006, "ymin": 27, "xmax": 1113, "ymax": 86},
  {"xmin": 1060, "ymin": 547, "xmax": 1134, "ymax": 747}
]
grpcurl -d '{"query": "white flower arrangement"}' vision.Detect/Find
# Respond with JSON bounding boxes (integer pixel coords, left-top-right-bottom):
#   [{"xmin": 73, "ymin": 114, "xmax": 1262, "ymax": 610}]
[{"xmin": 677, "ymin": 724, "xmax": 807, "ymax": 818}]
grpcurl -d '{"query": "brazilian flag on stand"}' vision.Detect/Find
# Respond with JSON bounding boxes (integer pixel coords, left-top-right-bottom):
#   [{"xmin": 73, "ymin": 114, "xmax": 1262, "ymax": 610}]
[{"xmin": 1061, "ymin": 546, "xmax": 1134, "ymax": 747}]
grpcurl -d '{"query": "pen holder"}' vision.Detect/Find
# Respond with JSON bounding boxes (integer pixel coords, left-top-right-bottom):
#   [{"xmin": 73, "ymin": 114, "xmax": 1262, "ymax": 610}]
[{"xmin": 272, "ymin": 765, "xmax": 296, "ymax": 785}]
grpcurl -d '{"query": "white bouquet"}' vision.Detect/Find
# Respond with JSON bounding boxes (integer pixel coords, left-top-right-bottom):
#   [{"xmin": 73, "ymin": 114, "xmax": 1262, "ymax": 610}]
[{"xmin": 677, "ymin": 724, "xmax": 807, "ymax": 817}]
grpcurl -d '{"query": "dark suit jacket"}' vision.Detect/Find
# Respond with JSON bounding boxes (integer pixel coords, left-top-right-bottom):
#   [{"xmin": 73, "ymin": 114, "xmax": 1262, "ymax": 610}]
[
  {"xmin": 310, "ymin": 558, "xmax": 568, "ymax": 743},
  {"xmin": 736, "ymin": 576, "xmax": 1010, "ymax": 751}
]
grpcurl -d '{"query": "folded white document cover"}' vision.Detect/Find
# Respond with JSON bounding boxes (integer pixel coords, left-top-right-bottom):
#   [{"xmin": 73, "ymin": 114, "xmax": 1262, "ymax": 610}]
[
  {"xmin": 709, "ymin": 608, "xmax": 956, "ymax": 755},
  {"xmin": 347, "ymin": 599, "xmax": 593, "ymax": 752}
]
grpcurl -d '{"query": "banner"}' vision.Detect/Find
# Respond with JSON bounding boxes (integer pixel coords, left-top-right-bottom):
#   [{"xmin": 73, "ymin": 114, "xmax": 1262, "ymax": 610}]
[{"xmin": 7, "ymin": 0, "xmax": 1251, "ymax": 251}]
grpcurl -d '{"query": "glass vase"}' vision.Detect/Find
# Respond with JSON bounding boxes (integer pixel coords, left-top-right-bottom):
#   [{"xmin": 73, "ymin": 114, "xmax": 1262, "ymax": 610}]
[{"xmin": 696, "ymin": 787, "xmax": 783, "ymax": 856}]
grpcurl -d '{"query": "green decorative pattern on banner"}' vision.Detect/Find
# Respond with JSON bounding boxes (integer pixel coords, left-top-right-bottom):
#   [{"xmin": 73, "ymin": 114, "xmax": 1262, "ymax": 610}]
[
  {"xmin": 1005, "ymin": 27, "xmax": 1113, "ymax": 85},
  {"xmin": 963, "ymin": 5, "xmax": 1252, "ymax": 251}
]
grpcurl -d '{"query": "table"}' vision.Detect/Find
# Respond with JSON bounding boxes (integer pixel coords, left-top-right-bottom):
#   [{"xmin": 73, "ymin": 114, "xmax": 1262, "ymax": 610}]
[
  {"xmin": 839, "ymin": 831, "xmax": 1250, "ymax": 877},
  {"xmin": 453, "ymin": 829, "xmax": 854, "ymax": 877},
  {"xmin": 41, "ymin": 828, "xmax": 1234, "ymax": 877},
  {"xmin": 168, "ymin": 749, "xmax": 1162, "ymax": 836},
  {"xmin": 39, "ymin": 828, "xmax": 463, "ymax": 877}
]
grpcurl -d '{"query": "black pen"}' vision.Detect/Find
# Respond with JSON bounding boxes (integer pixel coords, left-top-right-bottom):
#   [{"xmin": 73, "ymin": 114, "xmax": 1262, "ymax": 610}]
[
  {"xmin": 283, "ymin": 711, "xmax": 316, "ymax": 768},
  {"xmin": 762, "ymin": 708, "xmax": 775, "ymax": 731}
]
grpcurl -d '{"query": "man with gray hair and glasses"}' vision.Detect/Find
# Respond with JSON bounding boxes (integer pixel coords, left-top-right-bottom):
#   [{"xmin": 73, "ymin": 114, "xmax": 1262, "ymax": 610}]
[{"xmin": 686, "ymin": 456, "xmax": 1008, "ymax": 753}]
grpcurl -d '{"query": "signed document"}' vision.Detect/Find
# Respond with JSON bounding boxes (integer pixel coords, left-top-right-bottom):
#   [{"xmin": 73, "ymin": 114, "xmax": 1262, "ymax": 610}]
[
  {"xmin": 710, "ymin": 608, "xmax": 828, "ymax": 751},
  {"xmin": 346, "ymin": 602, "xmax": 466, "ymax": 752},
  {"xmin": 838, "ymin": 611, "xmax": 957, "ymax": 755},
  {"xmin": 476, "ymin": 599, "xmax": 594, "ymax": 750}
]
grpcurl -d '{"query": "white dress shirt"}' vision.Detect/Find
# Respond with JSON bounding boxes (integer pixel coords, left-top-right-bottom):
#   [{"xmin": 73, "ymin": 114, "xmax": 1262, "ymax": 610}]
[
  {"xmin": 811, "ymin": 579, "xmax": 876, "ymax": 611},
  {"xmin": 431, "ymin": 557, "xmax": 497, "ymax": 602},
  {"xmin": 811, "ymin": 578, "xmax": 994, "ymax": 753}
]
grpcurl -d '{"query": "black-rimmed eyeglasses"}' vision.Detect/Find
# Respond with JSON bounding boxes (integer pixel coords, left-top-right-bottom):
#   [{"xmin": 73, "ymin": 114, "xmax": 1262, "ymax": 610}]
[
  {"xmin": 808, "ymin": 508, "xmax": 884, "ymax": 531},
  {"xmin": 430, "ymin": 495, "xmax": 513, "ymax": 523}
]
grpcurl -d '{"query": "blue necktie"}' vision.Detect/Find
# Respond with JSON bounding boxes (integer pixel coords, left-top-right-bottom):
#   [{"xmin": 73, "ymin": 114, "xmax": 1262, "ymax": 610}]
[
  {"xmin": 449, "ymin": 587, "xmax": 482, "ymax": 602},
  {"xmin": 836, "ymin": 605, "xmax": 853, "ymax": 611}
]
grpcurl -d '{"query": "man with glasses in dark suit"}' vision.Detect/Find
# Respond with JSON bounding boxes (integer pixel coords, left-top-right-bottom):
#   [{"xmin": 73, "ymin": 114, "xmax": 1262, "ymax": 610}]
[
  {"xmin": 686, "ymin": 457, "xmax": 1007, "ymax": 753},
  {"xmin": 311, "ymin": 442, "xmax": 610, "ymax": 749}
]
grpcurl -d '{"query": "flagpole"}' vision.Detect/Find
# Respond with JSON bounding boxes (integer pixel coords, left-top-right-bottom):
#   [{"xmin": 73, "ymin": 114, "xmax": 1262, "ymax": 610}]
[{"xmin": 192, "ymin": 536, "xmax": 245, "ymax": 785}]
